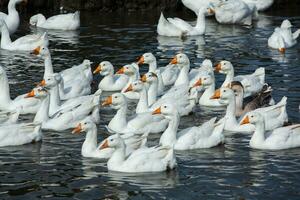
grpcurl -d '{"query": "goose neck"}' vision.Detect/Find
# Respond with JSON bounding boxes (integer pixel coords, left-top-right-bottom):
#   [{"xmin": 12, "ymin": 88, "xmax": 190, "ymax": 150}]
[
  {"xmin": 225, "ymin": 96, "xmax": 236, "ymax": 120},
  {"xmin": 136, "ymin": 87, "xmax": 149, "ymax": 113},
  {"xmin": 0, "ymin": 73, "xmax": 12, "ymax": 107},
  {"xmin": 159, "ymin": 113, "xmax": 180, "ymax": 147},
  {"xmin": 107, "ymin": 142, "xmax": 126, "ymax": 169},
  {"xmin": 82, "ymin": 125, "xmax": 98, "ymax": 154},
  {"xmin": 223, "ymin": 70, "xmax": 234, "ymax": 87},
  {"xmin": 48, "ymin": 85, "xmax": 61, "ymax": 116},
  {"xmin": 147, "ymin": 81, "xmax": 158, "ymax": 106},
  {"xmin": 148, "ymin": 61, "xmax": 157, "ymax": 72},
  {"xmin": 43, "ymin": 55, "xmax": 54, "ymax": 78},
  {"xmin": 0, "ymin": 24, "xmax": 12, "ymax": 47},
  {"xmin": 250, "ymin": 121, "xmax": 266, "ymax": 145},
  {"xmin": 175, "ymin": 64, "xmax": 190, "ymax": 86},
  {"xmin": 34, "ymin": 95, "xmax": 50, "ymax": 123},
  {"xmin": 195, "ymin": 11, "xmax": 206, "ymax": 33}
]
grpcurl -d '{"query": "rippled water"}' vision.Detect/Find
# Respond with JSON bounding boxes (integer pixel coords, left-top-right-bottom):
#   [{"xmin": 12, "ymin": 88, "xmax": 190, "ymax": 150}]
[{"xmin": 0, "ymin": 10, "xmax": 300, "ymax": 199}]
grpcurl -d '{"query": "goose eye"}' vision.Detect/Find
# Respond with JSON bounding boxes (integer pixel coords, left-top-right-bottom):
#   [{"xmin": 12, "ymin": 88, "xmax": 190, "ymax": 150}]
[
  {"xmin": 164, "ymin": 106, "xmax": 167, "ymax": 108},
  {"xmin": 103, "ymin": 64, "xmax": 106, "ymax": 66},
  {"xmin": 223, "ymin": 90, "xmax": 226, "ymax": 93},
  {"xmin": 47, "ymin": 78, "xmax": 50, "ymax": 81},
  {"xmin": 114, "ymin": 96, "xmax": 117, "ymax": 98},
  {"xmin": 251, "ymin": 115, "xmax": 254, "ymax": 118},
  {"xmin": 204, "ymin": 78, "xmax": 207, "ymax": 80},
  {"xmin": 111, "ymin": 139, "xmax": 114, "ymax": 142},
  {"xmin": 84, "ymin": 122, "xmax": 87, "ymax": 125}
]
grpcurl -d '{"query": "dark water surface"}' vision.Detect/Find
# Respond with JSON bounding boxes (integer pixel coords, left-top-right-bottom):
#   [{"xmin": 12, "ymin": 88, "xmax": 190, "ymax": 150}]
[{"xmin": 0, "ymin": 10, "xmax": 300, "ymax": 199}]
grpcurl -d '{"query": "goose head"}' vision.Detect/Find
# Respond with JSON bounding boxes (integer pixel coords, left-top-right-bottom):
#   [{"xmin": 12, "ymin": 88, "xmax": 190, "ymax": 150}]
[
  {"xmin": 188, "ymin": 87, "xmax": 200, "ymax": 101},
  {"xmin": 240, "ymin": 112, "xmax": 263, "ymax": 126},
  {"xmin": 93, "ymin": 61, "xmax": 114, "ymax": 75},
  {"xmin": 25, "ymin": 86, "xmax": 48, "ymax": 99},
  {"xmin": 152, "ymin": 103, "xmax": 177, "ymax": 120},
  {"xmin": 214, "ymin": 60, "xmax": 233, "ymax": 74},
  {"xmin": 192, "ymin": 74, "xmax": 214, "ymax": 89},
  {"xmin": 99, "ymin": 134, "xmax": 123, "ymax": 150},
  {"xmin": 201, "ymin": 59, "xmax": 214, "ymax": 72},
  {"xmin": 102, "ymin": 93, "xmax": 126, "ymax": 109},
  {"xmin": 124, "ymin": 80, "xmax": 144, "ymax": 93},
  {"xmin": 170, "ymin": 53, "xmax": 190, "ymax": 68},
  {"xmin": 116, "ymin": 64, "xmax": 136, "ymax": 76},
  {"xmin": 141, "ymin": 72, "xmax": 158, "ymax": 84},
  {"xmin": 229, "ymin": 81, "xmax": 244, "ymax": 99},
  {"xmin": 29, "ymin": 14, "xmax": 44, "ymax": 26},
  {"xmin": 72, "ymin": 117, "xmax": 96, "ymax": 134},
  {"xmin": 210, "ymin": 87, "xmax": 234, "ymax": 105},
  {"xmin": 280, "ymin": 19, "xmax": 292, "ymax": 29},
  {"xmin": 39, "ymin": 74, "xmax": 61, "ymax": 88},
  {"xmin": 137, "ymin": 53, "xmax": 156, "ymax": 65},
  {"xmin": 31, "ymin": 45, "xmax": 50, "ymax": 58},
  {"xmin": 81, "ymin": 59, "xmax": 92, "ymax": 70}
]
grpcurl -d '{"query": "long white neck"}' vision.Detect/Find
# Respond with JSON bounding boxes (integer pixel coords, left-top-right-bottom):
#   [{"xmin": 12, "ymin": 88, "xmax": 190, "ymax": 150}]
[
  {"xmin": 195, "ymin": 10, "xmax": 206, "ymax": 34},
  {"xmin": 148, "ymin": 60, "xmax": 157, "ymax": 72},
  {"xmin": 201, "ymin": 83, "xmax": 216, "ymax": 102},
  {"xmin": 222, "ymin": 70, "xmax": 234, "ymax": 87},
  {"xmin": 107, "ymin": 141, "xmax": 126, "ymax": 170},
  {"xmin": 6, "ymin": 1, "xmax": 19, "ymax": 34},
  {"xmin": 43, "ymin": 55, "xmax": 54, "ymax": 78},
  {"xmin": 34, "ymin": 96, "xmax": 50, "ymax": 123},
  {"xmin": 82, "ymin": 125, "xmax": 98, "ymax": 155},
  {"xmin": 225, "ymin": 96, "xmax": 237, "ymax": 123},
  {"xmin": 109, "ymin": 103, "xmax": 128, "ymax": 131},
  {"xmin": 0, "ymin": 23, "xmax": 12, "ymax": 48},
  {"xmin": 136, "ymin": 87, "xmax": 149, "ymax": 113},
  {"xmin": 175, "ymin": 64, "xmax": 190, "ymax": 86},
  {"xmin": 250, "ymin": 120, "xmax": 266, "ymax": 147},
  {"xmin": 0, "ymin": 73, "xmax": 12, "ymax": 108},
  {"xmin": 48, "ymin": 85, "xmax": 61, "ymax": 116},
  {"xmin": 159, "ymin": 113, "xmax": 180, "ymax": 147},
  {"xmin": 91, "ymin": 106, "xmax": 100, "ymax": 124},
  {"xmin": 147, "ymin": 81, "xmax": 158, "ymax": 106}
]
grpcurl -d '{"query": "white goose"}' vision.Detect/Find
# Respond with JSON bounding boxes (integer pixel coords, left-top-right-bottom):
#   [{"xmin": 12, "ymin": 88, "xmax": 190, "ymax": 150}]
[
  {"xmin": 72, "ymin": 117, "xmax": 148, "ymax": 159},
  {"xmin": 99, "ymin": 134, "xmax": 176, "ymax": 173},
  {"xmin": 152, "ymin": 103, "xmax": 225, "ymax": 150},
  {"xmin": 0, "ymin": 20, "xmax": 48, "ymax": 51},
  {"xmin": 210, "ymin": 0, "xmax": 256, "ymax": 25},
  {"xmin": 0, "ymin": 66, "xmax": 41, "ymax": 114},
  {"xmin": 215, "ymin": 60, "xmax": 265, "ymax": 97},
  {"xmin": 116, "ymin": 63, "xmax": 140, "ymax": 100},
  {"xmin": 32, "ymin": 46, "xmax": 92, "ymax": 99},
  {"xmin": 181, "ymin": 0, "xmax": 221, "ymax": 16},
  {"xmin": 93, "ymin": 61, "xmax": 129, "ymax": 92},
  {"xmin": 211, "ymin": 87, "xmax": 288, "ymax": 133},
  {"xmin": 102, "ymin": 93, "xmax": 168, "ymax": 134},
  {"xmin": 27, "ymin": 87, "xmax": 101, "ymax": 131},
  {"xmin": 268, "ymin": 19, "xmax": 300, "ymax": 53},
  {"xmin": 30, "ymin": 11, "xmax": 80, "ymax": 30},
  {"xmin": 241, "ymin": 112, "xmax": 300, "ymax": 150},
  {"xmin": 0, "ymin": 0, "xmax": 26, "ymax": 34},
  {"xmin": 157, "ymin": 7, "xmax": 207, "ymax": 37},
  {"xmin": 0, "ymin": 122, "xmax": 42, "ymax": 147}
]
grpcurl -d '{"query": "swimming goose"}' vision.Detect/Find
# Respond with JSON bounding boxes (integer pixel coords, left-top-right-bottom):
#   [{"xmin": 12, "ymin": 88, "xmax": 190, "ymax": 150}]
[
  {"xmin": 214, "ymin": 60, "xmax": 265, "ymax": 97},
  {"xmin": 102, "ymin": 93, "xmax": 168, "ymax": 134},
  {"xmin": 229, "ymin": 81, "xmax": 273, "ymax": 117},
  {"xmin": 0, "ymin": 0, "xmax": 26, "ymax": 34},
  {"xmin": 0, "ymin": 20, "xmax": 48, "ymax": 51},
  {"xmin": 116, "ymin": 63, "xmax": 140, "ymax": 100},
  {"xmin": 211, "ymin": 87, "xmax": 288, "ymax": 133},
  {"xmin": 0, "ymin": 66, "xmax": 41, "ymax": 114},
  {"xmin": 268, "ymin": 19, "xmax": 300, "ymax": 53},
  {"xmin": 29, "ymin": 11, "xmax": 80, "ymax": 30},
  {"xmin": 72, "ymin": 117, "xmax": 148, "ymax": 159},
  {"xmin": 241, "ymin": 112, "xmax": 300, "ymax": 150},
  {"xmin": 32, "ymin": 46, "xmax": 92, "ymax": 99},
  {"xmin": 93, "ymin": 61, "xmax": 129, "ymax": 92},
  {"xmin": 157, "ymin": 7, "xmax": 207, "ymax": 37},
  {"xmin": 99, "ymin": 134, "xmax": 176, "ymax": 173},
  {"xmin": 27, "ymin": 87, "xmax": 101, "ymax": 131},
  {"xmin": 152, "ymin": 103, "xmax": 225, "ymax": 150},
  {"xmin": 210, "ymin": 0, "xmax": 256, "ymax": 25}
]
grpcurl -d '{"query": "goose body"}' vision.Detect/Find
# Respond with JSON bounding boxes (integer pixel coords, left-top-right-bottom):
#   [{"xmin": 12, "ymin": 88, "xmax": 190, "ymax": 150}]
[
  {"xmin": 93, "ymin": 61, "xmax": 129, "ymax": 92},
  {"xmin": 181, "ymin": 0, "xmax": 221, "ymax": 16},
  {"xmin": 241, "ymin": 112, "xmax": 300, "ymax": 150},
  {"xmin": 100, "ymin": 134, "xmax": 176, "ymax": 173},
  {"xmin": 30, "ymin": 11, "xmax": 80, "ymax": 30}
]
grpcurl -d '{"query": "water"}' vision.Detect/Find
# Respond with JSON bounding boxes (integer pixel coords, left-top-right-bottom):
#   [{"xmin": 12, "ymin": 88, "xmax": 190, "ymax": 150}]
[{"xmin": 0, "ymin": 10, "xmax": 300, "ymax": 199}]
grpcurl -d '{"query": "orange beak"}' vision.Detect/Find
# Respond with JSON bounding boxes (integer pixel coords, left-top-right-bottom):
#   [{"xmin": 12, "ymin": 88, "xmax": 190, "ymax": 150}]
[
  {"xmin": 31, "ymin": 46, "xmax": 41, "ymax": 55},
  {"xmin": 102, "ymin": 96, "xmax": 112, "ymax": 106},
  {"xmin": 208, "ymin": 8, "xmax": 215, "ymax": 14},
  {"xmin": 124, "ymin": 84, "xmax": 133, "ymax": 92},
  {"xmin": 100, "ymin": 139, "xmax": 109, "ymax": 149},
  {"xmin": 38, "ymin": 79, "xmax": 46, "ymax": 86},
  {"xmin": 25, "ymin": 90, "xmax": 35, "ymax": 98},
  {"xmin": 279, "ymin": 48, "xmax": 285, "ymax": 54},
  {"xmin": 116, "ymin": 67, "xmax": 125, "ymax": 74},
  {"xmin": 210, "ymin": 89, "xmax": 221, "ymax": 99},
  {"xmin": 170, "ymin": 57, "xmax": 178, "ymax": 65},
  {"xmin": 240, "ymin": 116, "xmax": 250, "ymax": 125},
  {"xmin": 192, "ymin": 79, "xmax": 202, "ymax": 88},
  {"xmin": 137, "ymin": 56, "xmax": 145, "ymax": 65},
  {"xmin": 214, "ymin": 63, "xmax": 222, "ymax": 72},
  {"xmin": 141, "ymin": 74, "xmax": 147, "ymax": 82},
  {"xmin": 152, "ymin": 107, "xmax": 161, "ymax": 115},
  {"xmin": 93, "ymin": 65, "xmax": 102, "ymax": 74},
  {"xmin": 72, "ymin": 123, "xmax": 82, "ymax": 134}
]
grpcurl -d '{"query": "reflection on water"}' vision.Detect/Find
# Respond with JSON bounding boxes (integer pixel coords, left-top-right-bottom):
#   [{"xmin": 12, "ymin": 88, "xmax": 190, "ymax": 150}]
[{"xmin": 0, "ymin": 10, "xmax": 299, "ymax": 199}]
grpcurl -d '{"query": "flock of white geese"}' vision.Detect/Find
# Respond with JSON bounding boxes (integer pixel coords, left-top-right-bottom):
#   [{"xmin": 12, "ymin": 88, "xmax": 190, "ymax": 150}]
[{"xmin": 0, "ymin": 0, "xmax": 299, "ymax": 173}]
